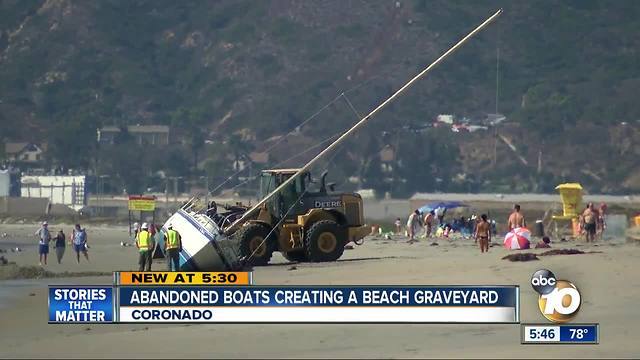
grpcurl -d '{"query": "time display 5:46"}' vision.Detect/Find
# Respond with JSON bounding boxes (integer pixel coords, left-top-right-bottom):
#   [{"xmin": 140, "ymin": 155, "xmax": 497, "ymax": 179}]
[{"xmin": 524, "ymin": 326, "xmax": 561, "ymax": 342}]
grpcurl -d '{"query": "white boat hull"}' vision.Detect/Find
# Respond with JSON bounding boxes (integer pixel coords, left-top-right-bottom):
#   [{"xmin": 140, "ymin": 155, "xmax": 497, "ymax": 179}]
[{"xmin": 162, "ymin": 209, "xmax": 241, "ymax": 271}]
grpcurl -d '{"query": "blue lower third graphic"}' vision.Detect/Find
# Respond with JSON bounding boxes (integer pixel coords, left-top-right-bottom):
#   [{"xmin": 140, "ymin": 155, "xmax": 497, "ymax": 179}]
[
  {"xmin": 48, "ymin": 286, "xmax": 114, "ymax": 323},
  {"xmin": 117, "ymin": 286, "xmax": 519, "ymax": 323}
]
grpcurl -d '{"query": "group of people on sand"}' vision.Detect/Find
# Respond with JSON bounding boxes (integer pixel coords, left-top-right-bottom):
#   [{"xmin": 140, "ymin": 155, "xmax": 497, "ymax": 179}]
[
  {"xmin": 400, "ymin": 207, "xmax": 497, "ymax": 245},
  {"xmin": 476, "ymin": 204, "xmax": 551, "ymax": 253},
  {"xmin": 130, "ymin": 221, "xmax": 183, "ymax": 272},
  {"xmin": 34, "ymin": 218, "xmax": 183, "ymax": 271},
  {"xmin": 398, "ymin": 203, "xmax": 559, "ymax": 253},
  {"xmin": 35, "ymin": 221, "xmax": 89, "ymax": 266},
  {"xmin": 401, "ymin": 210, "xmax": 433, "ymax": 243}
]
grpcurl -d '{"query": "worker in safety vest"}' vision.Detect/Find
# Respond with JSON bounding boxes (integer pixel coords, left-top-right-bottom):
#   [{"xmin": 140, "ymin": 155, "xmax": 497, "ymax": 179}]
[
  {"xmin": 136, "ymin": 222, "xmax": 154, "ymax": 271},
  {"xmin": 164, "ymin": 223, "xmax": 182, "ymax": 271}
]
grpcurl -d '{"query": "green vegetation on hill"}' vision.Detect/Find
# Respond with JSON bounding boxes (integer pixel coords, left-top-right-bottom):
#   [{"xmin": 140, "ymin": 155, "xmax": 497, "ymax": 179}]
[{"xmin": 1, "ymin": 0, "xmax": 639, "ymax": 196}]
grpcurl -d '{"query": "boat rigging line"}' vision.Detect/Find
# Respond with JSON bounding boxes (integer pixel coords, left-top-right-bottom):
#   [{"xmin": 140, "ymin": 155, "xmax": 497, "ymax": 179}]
[{"xmin": 224, "ymin": 8, "xmax": 504, "ymax": 235}]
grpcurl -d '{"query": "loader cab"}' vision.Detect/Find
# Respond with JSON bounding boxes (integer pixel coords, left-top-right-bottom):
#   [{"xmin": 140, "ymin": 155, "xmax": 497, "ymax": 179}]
[{"xmin": 260, "ymin": 169, "xmax": 310, "ymax": 219}]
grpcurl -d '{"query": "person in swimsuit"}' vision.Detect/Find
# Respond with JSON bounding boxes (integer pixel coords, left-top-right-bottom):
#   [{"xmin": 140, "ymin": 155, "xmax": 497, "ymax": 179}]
[
  {"xmin": 597, "ymin": 202, "xmax": 607, "ymax": 240},
  {"xmin": 423, "ymin": 211, "xmax": 434, "ymax": 238},
  {"xmin": 475, "ymin": 214, "xmax": 491, "ymax": 253},
  {"xmin": 582, "ymin": 203, "xmax": 597, "ymax": 242},
  {"xmin": 507, "ymin": 204, "xmax": 526, "ymax": 230}
]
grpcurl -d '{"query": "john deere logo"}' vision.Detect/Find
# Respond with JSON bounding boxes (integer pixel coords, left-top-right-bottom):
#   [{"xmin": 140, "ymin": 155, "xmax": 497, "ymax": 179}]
[
  {"xmin": 314, "ymin": 200, "xmax": 342, "ymax": 208},
  {"xmin": 531, "ymin": 269, "xmax": 581, "ymax": 323}
]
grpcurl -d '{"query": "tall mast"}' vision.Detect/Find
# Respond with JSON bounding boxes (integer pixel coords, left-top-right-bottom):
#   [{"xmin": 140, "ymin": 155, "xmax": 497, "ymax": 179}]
[{"xmin": 224, "ymin": 9, "xmax": 504, "ymax": 234}]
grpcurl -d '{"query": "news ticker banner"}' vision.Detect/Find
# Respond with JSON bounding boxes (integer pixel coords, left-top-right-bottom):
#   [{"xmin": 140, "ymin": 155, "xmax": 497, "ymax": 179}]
[
  {"xmin": 49, "ymin": 274, "xmax": 519, "ymax": 324},
  {"xmin": 521, "ymin": 324, "xmax": 599, "ymax": 344}
]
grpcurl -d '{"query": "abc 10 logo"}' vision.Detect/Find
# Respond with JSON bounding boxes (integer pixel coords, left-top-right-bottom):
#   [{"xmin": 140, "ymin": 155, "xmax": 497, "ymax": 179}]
[{"xmin": 530, "ymin": 269, "xmax": 581, "ymax": 323}]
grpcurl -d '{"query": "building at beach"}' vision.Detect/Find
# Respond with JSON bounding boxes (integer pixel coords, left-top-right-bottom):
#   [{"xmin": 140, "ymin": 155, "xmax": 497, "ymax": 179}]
[{"xmin": 20, "ymin": 175, "xmax": 87, "ymax": 211}]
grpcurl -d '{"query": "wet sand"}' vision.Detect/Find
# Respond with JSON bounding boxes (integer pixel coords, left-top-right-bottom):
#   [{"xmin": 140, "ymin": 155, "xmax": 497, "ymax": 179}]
[{"xmin": 0, "ymin": 223, "xmax": 638, "ymax": 358}]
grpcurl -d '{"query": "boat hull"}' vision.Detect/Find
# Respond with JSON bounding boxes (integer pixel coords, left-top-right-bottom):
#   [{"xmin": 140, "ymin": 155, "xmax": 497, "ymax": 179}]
[{"xmin": 162, "ymin": 209, "xmax": 241, "ymax": 271}]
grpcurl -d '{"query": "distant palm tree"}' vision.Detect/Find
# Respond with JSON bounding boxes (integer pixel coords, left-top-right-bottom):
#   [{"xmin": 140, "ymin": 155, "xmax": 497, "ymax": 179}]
[{"xmin": 227, "ymin": 134, "xmax": 254, "ymax": 174}]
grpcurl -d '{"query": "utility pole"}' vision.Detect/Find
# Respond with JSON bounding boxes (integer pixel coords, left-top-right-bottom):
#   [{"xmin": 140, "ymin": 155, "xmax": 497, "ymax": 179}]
[
  {"xmin": 164, "ymin": 176, "xmax": 182, "ymax": 212},
  {"xmin": 165, "ymin": 178, "xmax": 169, "ymax": 209},
  {"xmin": 493, "ymin": 22, "xmax": 500, "ymax": 170},
  {"xmin": 173, "ymin": 177, "xmax": 178, "ymax": 208},
  {"xmin": 98, "ymin": 175, "xmax": 109, "ymax": 217},
  {"xmin": 493, "ymin": 127, "xmax": 498, "ymax": 169},
  {"xmin": 495, "ymin": 44, "xmax": 500, "ymax": 115},
  {"xmin": 248, "ymin": 162, "xmax": 252, "ymax": 197},
  {"xmin": 97, "ymin": 176, "xmax": 102, "ymax": 217},
  {"xmin": 537, "ymin": 141, "xmax": 544, "ymax": 174}
]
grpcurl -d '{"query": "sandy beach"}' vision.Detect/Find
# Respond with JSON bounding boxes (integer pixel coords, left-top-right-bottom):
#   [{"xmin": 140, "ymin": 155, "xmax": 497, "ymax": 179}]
[{"xmin": 0, "ymin": 222, "xmax": 638, "ymax": 358}]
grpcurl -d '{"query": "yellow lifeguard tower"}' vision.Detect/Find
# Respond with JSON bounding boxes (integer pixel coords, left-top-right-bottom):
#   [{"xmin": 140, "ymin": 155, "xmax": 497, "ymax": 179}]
[{"xmin": 551, "ymin": 183, "xmax": 584, "ymax": 237}]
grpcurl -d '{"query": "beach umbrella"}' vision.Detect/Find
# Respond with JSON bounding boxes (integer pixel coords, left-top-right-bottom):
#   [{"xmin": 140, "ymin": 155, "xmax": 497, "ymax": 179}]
[
  {"xmin": 503, "ymin": 227, "xmax": 531, "ymax": 250},
  {"xmin": 418, "ymin": 201, "xmax": 468, "ymax": 214}
]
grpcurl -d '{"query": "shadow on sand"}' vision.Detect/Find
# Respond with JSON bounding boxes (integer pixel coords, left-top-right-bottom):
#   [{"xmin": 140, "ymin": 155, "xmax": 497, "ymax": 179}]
[
  {"xmin": 266, "ymin": 255, "xmax": 414, "ymax": 267},
  {"xmin": 502, "ymin": 248, "xmax": 603, "ymax": 262}
]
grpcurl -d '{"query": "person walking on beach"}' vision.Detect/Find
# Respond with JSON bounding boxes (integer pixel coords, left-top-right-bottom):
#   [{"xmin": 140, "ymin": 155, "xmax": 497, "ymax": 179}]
[
  {"xmin": 406, "ymin": 210, "xmax": 422, "ymax": 243},
  {"xmin": 72, "ymin": 224, "xmax": 90, "ymax": 264},
  {"xmin": 35, "ymin": 221, "xmax": 51, "ymax": 266},
  {"xmin": 164, "ymin": 223, "xmax": 182, "ymax": 271},
  {"xmin": 597, "ymin": 202, "xmax": 607, "ymax": 240},
  {"xmin": 474, "ymin": 214, "xmax": 491, "ymax": 253},
  {"xmin": 136, "ymin": 223, "xmax": 154, "ymax": 271},
  {"xmin": 423, "ymin": 210, "xmax": 434, "ymax": 238},
  {"xmin": 507, "ymin": 204, "xmax": 526, "ymax": 230},
  {"xmin": 582, "ymin": 203, "xmax": 597, "ymax": 243},
  {"xmin": 53, "ymin": 229, "xmax": 66, "ymax": 264}
]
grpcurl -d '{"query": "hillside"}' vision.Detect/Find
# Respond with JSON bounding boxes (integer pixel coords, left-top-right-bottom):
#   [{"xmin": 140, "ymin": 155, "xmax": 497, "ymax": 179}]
[{"xmin": 1, "ymin": 0, "xmax": 639, "ymax": 196}]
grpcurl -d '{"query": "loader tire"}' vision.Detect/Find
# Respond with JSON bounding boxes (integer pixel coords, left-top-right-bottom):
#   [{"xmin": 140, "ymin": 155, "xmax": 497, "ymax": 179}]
[
  {"xmin": 237, "ymin": 223, "xmax": 275, "ymax": 266},
  {"xmin": 304, "ymin": 220, "xmax": 345, "ymax": 262},
  {"xmin": 282, "ymin": 250, "xmax": 307, "ymax": 263}
]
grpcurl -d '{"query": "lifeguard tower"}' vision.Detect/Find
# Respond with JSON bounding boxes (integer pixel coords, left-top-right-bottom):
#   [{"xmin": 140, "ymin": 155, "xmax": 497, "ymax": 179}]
[{"xmin": 550, "ymin": 183, "xmax": 583, "ymax": 238}]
